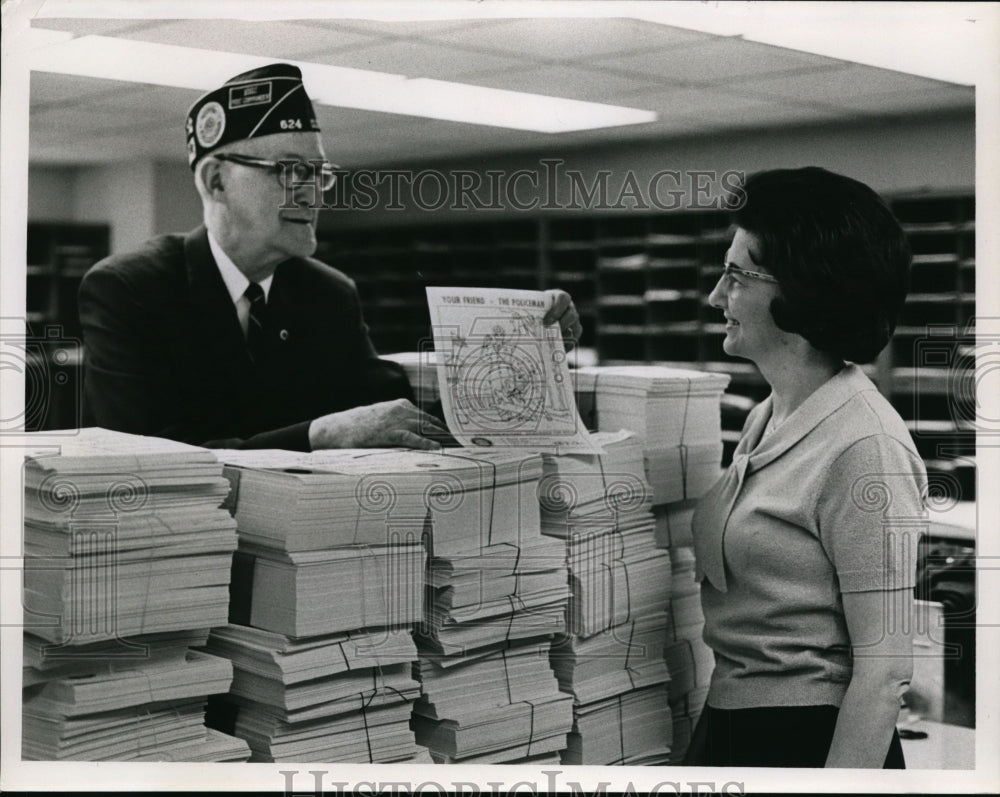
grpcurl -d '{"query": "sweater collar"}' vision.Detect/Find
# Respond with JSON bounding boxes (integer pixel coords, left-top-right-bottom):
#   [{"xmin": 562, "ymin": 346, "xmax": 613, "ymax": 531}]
[{"xmin": 738, "ymin": 363, "xmax": 877, "ymax": 471}]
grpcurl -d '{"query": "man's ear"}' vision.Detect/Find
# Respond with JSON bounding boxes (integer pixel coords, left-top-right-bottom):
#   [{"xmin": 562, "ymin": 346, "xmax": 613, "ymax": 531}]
[{"xmin": 199, "ymin": 157, "xmax": 225, "ymax": 197}]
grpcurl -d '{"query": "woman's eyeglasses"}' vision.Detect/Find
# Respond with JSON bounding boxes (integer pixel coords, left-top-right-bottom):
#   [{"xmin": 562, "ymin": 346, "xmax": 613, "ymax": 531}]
[
  {"xmin": 720, "ymin": 262, "xmax": 780, "ymax": 285},
  {"xmin": 212, "ymin": 153, "xmax": 339, "ymax": 191}
]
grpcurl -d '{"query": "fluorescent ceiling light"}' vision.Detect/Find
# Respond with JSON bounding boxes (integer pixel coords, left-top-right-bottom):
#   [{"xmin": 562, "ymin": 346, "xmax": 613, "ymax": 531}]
[
  {"xmin": 24, "ymin": 31, "xmax": 408, "ymax": 93},
  {"xmin": 7, "ymin": 26, "xmax": 76, "ymax": 53},
  {"xmin": 352, "ymin": 78, "xmax": 656, "ymax": 133},
  {"xmin": 25, "ymin": 29, "xmax": 657, "ymax": 133}
]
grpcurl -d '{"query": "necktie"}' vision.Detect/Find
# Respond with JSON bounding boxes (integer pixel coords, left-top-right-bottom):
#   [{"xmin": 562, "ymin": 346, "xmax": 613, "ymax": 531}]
[{"xmin": 244, "ymin": 282, "xmax": 267, "ymax": 364}]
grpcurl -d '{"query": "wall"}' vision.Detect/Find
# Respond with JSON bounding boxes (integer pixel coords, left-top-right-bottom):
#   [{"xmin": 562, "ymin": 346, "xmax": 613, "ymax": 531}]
[
  {"xmin": 153, "ymin": 161, "xmax": 204, "ymax": 234},
  {"xmin": 27, "ymin": 111, "xmax": 975, "ymax": 241},
  {"xmin": 320, "ymin": 112, "xmax": 976, "ymax": 231},
  {"xmin": 27, "ymin": 168, "xmax": 78, "ymax": 221},
  {"xmin": 73, "ymin": 162, "xmax": 157, "ymax": 253},
  {"xmin": 27, "ymin": 159, "xmax": 201, "ymax": 246}
]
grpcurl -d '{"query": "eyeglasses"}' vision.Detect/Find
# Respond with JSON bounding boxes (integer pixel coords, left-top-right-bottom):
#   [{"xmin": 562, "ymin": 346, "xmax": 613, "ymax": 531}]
[
  {"xmin": 720, "ymin": 262, "xmax": 780, "ymax": 285},
  {"xmin": 212, "ymin": 153, "xmax": 340, "ymax": 191}
]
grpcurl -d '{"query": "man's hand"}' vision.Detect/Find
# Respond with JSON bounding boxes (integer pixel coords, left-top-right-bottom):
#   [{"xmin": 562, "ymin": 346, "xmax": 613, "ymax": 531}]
[
  {"xmin": 542, "ymin": 289, "xmax": 583, "ymax": 352},
  {"xmin": 308, "ymin": 398, "xmax": 453, "ymax": 451}
]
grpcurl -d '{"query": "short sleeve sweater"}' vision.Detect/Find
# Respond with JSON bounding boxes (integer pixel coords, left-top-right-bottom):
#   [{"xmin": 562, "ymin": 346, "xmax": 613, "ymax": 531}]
[{"xmin": 691, "ymin": 365, "xmax": 927, "ymax": 710}]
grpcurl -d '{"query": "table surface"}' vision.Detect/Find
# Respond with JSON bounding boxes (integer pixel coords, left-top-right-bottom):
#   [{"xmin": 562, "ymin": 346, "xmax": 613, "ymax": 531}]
[
  {"xmin": 899, "ymin": 719, "xmax": 976, "ymax": 770},
  {"xmin": 927, "ymin": 501, "xmax": 976, "ymax": 542}
]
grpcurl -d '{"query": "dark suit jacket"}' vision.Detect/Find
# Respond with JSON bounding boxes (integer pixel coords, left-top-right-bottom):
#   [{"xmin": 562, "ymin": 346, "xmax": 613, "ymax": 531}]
[{"xmin": 78, "ymin": 226, "xmax": 412, "ymax": 450}]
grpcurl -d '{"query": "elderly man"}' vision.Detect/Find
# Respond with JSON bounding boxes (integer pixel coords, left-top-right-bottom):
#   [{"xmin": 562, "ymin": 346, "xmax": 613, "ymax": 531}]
[{"xmin": 79, "ymin": 64, "xmax": 581, "ymax": 451}]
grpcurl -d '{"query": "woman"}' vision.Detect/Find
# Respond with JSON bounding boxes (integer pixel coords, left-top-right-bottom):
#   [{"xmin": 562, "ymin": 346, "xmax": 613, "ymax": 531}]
[{"xmin": 686, "ymin": 167, "xmax": 926, "ymax": 768}]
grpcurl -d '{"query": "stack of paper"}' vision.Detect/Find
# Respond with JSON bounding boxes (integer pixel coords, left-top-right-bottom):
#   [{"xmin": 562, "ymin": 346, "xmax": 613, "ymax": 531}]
[
  {"xmin": 411, "ymin": 638, "xmax": 574, "ymax": 763},
  {"xmin": 227, "ymin": 542, "xmax": 424, "ymax": 638},
  {"xmin": 566, "ymin": 525, "xmax": 671, "ymax": 638},
  {"xmin": 424, "ymin": 449, "xmax": 547, "ymax": 556},
  {"xmin": 540, "ymin": 435, "xmax": 673, "ymax": 764},
  {"xmin": 561, "ymin": 685, "xmax": 672, "ymax": 765},
  {"xmin": 203, "ymin": 625, "xmax": 424, "ymax": 762},
  {"xmin": 668, "ymin": 685, "xmax": 709, "ymax": 765},
  {"xmin": 22, "ymin": 649, "xmax": 246, "ymax": 761},
  {"xmin": 571, "ymin": 366, "xmax": 729, "ymax": 503},
  {"xmin": 206, "ymin": 625, "xmax": 419, "ymax": 718},
  {"xmin": 664, "ymin": 546, "xmax": 713, "ymax": 762},
  {"xmin": 424, "ymin": 534, "xmax": 569, "ymax": 649},
  {"xmin": 21, "ymin": 428, "xmax": 247, "ymax": 762},
  {"xmin": 653, "ymin": 499, "xmax": 696, "ymax": 549},
  {"xmin": 550, "ymin": 612, "xmax": 669, "ymax": 705},
  {"xmin": 221, "ymin": 451, "xmax": 428, "ymax": 641},
  {"xmin": 413, "ymin": 450, "xmax": 574, "ymax": 764},
  {"xmin": 218, "ymin": 448, "xmax": 428, "ymax": 551},
  {"xmin": 538, "ymin": 431, "xmax": 651, "ymax": 539},
  {"xmin": 233, "ymin": 690, "xmax": 421, "ymax": 762},
  {"xmin": 220, "ymin": 447, "xmax": 541, "ymax": 556},
  {"xmin": 23, "ymin": 629, "xmax": 210, "ymax": 687},
  {"xmin": 23, "ymin": 428, "xmax": 238, "ymax": 644},
  {"xmin": 426, "ymin": 535, "xmax": 565, "ymax": 607},
  {"xmin": 206, "ymin": 449, "xmax": 441, "ymax": 762}
]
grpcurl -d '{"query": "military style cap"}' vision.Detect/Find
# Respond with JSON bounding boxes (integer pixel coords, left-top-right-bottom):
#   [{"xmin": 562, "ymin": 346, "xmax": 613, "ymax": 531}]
[{"xmin": 185, "ymin": 63, "xmax": 320, "ymax": 169}]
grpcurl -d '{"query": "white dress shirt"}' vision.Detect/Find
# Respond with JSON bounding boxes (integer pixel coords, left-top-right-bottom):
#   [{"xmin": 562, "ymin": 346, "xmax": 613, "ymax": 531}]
[{"xmin": 207, "ymin": 231, "xmax": 274, "ymax": 337}]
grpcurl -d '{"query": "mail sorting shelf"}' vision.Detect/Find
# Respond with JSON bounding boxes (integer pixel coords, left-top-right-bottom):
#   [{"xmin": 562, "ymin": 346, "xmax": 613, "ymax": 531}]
[{"xmin": 23, "ymin": 221, "xmax": 110, "ymax": 431}]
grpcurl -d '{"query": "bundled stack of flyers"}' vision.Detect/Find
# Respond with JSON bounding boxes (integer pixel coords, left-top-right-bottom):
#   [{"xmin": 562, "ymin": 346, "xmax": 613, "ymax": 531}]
[
  {"xmin": 23, "ymin": 428, "xmax": 238, "ymax": 644},
  {"xmin": 411, "ymin": 449, "xmax": 573, "ymax": 764},
  {"xmin": 412, "ymin": 639, "xmax": 573, "ymax": 764},
  {"xmin": 23, "ymin": 643, "xmax": 246, "ymax": 761},
  {"xmin": 205, "ymin": 625, "xmax": 422, "ymax": 762},
  {"xmin": 571, "ymin": 365, "xmax": 729, "ymax": 504},
  {"xmin": 22, "ymin": 428, "xmax": 244, "ymax": 761},
  {"xmin": 664, "ymin": 546, "xmax": 713, "ymax": 762},
  {"xmin": 208, "ymin": 448, "xmax": 433, "ymax": 762},
  {"xmin": 541, "ymin": 432, "xmax": 673, "ymax": 764}
]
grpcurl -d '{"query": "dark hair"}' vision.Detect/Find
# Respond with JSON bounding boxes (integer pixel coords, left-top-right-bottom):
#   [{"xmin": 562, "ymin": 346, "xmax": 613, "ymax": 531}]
[{"xmin": 731, "ymin": 167, "xmax": 911, "ymax": 364}]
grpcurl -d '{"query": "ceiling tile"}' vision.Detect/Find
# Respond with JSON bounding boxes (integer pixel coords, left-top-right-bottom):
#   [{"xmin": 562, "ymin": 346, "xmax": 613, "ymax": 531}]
[
  {"xmin": 304, "ymin": 39, "xmax": 526, "ymax": 80},
  {"xmin": 20, "ymin": 17, "xmax": 977, "ymax": 170},
  {"xmin": 314, "ymin": 105, "xmax": 417, "ymax": 133},
  {"xmin": 622, "ymin": 85, "xmax": 811, "ymax": 120},
  {"xmin": 623, "ymin": 87, "xmax": 847, "ymax": 132},
  {"xmin": 738, "ymin": 63, "xmax": 971, "ymax": 103},
  {"xmin": 830, "ymin": 87, "xmax": 975, "ymax": 115},
  {"xmin": 85, "ymin": 84, "xmax": 202, "ymax": 114},
  {"xmin": 30, "ymin": 105, "xmax": 166, "ymax": 136},
  {"xmin": 31, "ymin": 19, "xmax": 164, "ymax": 37},
  {"xmin": 30, "ymin": 126, "xmax": 179, "ymax": 164},
  {"xmin": 383, "ymin": 119, "xmax": 538, "ymax": 146},
  {"xmin": 421, "ymin": 18, "xmax": 712, "ymax": 62},
  {"xmin": 30, "ymin": 72, "xmax": 147, "ymax": 107},
  {"xmin": 701, "ymin": 102, "xmax": 845, "ymax": 130},
  {"xmin": 306, "ymin": 18, "xmax": 500, "ymax": 39},
  {"xmin": 595, "ymin": 37, "xmax": 846, "ymax": 85},
  {"xmin": 105, "ymin": 19, "xmax": 380, "ymax": 58}
]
